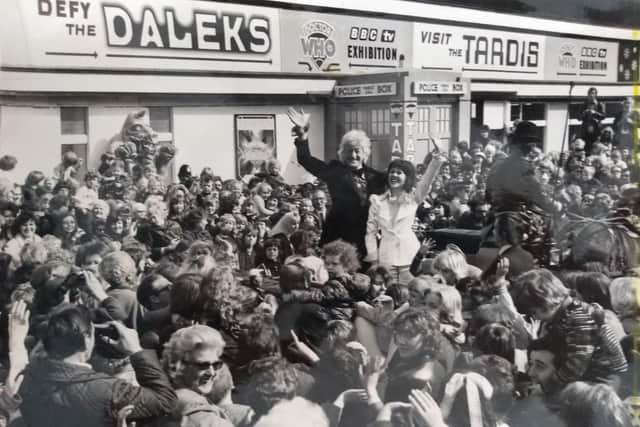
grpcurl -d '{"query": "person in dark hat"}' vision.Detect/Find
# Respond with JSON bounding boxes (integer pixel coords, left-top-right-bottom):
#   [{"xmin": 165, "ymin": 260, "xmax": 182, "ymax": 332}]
[
  {"xmin": 486, "ymin": 121, "xmax": 558, "ymax": 213},
  {"xmin": 0, "ymin": 155, "xmax": 17, "ymax": 172},
  {"xmin": 485, "ymin": 121, "xmax": 560, "ymax": 263}
]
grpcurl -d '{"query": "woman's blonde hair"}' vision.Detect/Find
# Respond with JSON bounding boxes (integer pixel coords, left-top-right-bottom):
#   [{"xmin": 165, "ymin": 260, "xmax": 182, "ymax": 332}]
[
  {"xmin": 610, "ymin": 277, "xmax": 639, "ymax": 318},
  {"xmin": 252, "ymin": 182, "xmax": 273, "ymax": 197},
  {"xmin": 162, "ymin": 325, "xmax": 225, "ymax": 388},
  {"xmin": 433, "ymin": 246, "xmax": 468, "ymax": 282},
  {"xmin": 433, "ymin": 284, "xmax": 464, "ymax": 327}
]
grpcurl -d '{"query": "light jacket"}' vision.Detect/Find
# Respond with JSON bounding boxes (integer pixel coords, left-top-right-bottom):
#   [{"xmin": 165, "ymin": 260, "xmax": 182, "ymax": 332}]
[
  {"xmin": 365, "ymin": 156, "xmax": 444, "ymax": 268},
  {"xmin": 365, "ymin": 193, "xmax": 420, "ymax": 267}
]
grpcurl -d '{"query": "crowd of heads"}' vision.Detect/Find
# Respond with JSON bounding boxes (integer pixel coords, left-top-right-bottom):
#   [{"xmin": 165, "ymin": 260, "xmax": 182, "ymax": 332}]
[{"xmin": 0, "ymin": 100, "xmax": 638, "ymax": 427}]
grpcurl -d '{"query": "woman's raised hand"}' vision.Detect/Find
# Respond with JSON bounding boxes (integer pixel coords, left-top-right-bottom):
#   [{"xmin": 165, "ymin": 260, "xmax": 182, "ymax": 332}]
[
  {"xmin": 8, "ymin": 300, "xmax": 30, "ymax": 361},
  {"xmin": 409, "ymin": 389, "xmax": 447, "ymax": 427},
  {"xmin": 7, "ymin": 300, "xmax": 30, "ymax": 397}
]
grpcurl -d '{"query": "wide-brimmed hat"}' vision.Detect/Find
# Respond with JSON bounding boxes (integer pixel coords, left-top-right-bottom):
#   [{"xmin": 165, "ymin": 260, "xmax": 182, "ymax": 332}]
[{"xmin": 511, "ymin": 121, "xmax": 541, "ymax": 145}]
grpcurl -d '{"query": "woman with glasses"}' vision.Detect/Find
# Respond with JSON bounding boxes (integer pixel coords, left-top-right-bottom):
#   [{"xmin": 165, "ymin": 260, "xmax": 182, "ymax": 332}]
[{"xmin": 159, "ymin": 324, "xmax": 234, "ymax": 427}]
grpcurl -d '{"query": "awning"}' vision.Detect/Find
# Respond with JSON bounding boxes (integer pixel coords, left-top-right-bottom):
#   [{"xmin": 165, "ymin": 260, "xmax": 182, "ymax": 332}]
[
  {"xmin": 0, "ymin": 70, "xmax": 336, "ymax": 95},
  {"xmin": 470, "ymin": 82, "xmax": 635, "ymax": 98}
]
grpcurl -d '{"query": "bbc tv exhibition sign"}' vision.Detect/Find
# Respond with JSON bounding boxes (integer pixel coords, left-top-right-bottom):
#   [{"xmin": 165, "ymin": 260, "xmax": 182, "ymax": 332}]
[
  {"xmin": 544, "ymin": 36, "xmax": 618, "ymax": 82},
  {"xmin": 279, "ymin": 10, "xmax": 412, "ymax": 74},
  {"xmin": 412, "ymin": 22, "xmax": 545, "ymax": 80},
  {"xmin": 2, "ymin": 0, "xmax": 281, "ymax": 72}
]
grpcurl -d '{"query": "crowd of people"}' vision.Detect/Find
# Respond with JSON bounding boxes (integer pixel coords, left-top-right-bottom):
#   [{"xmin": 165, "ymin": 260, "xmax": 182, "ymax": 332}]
[{"xmin": 0, "ymin": 98, "xmax": 637, "ymax": 427}]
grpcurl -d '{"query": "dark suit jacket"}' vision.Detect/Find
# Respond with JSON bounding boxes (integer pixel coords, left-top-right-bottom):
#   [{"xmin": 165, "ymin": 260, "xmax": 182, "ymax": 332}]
[
  {"xmin": 295, "ymin": 138, "xmax": 386, "ymax": 256},
  {"xmin": 482, "ymin": 244, "xmax": 536, "ymax": 281}
]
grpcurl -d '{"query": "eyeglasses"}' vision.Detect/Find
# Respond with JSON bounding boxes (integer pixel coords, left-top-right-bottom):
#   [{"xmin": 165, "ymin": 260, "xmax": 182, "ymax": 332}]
[{"xmin": 184, "ymin": 359, "xmax": 224, "ymax": 371}]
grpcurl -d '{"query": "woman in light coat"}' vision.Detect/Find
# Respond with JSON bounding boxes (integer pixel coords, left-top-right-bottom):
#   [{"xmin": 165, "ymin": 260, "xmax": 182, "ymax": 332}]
[{"xmin": 364, "ymin": 157, "xmax": 442, "ymax": 285}]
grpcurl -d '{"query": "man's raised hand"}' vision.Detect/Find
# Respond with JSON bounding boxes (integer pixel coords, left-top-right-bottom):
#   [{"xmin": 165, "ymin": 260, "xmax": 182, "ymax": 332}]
[{"xmin": 287, "ymin": 107, "xmax": 310, "ymax": 138}]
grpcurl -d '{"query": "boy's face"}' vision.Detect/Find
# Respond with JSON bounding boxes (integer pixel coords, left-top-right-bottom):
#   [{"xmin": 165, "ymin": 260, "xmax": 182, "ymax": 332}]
[
  {"xmin": 299, "ymin": 199, "xmax": 313, "ymax": 214},
  {"xmin": 202, "ymin": 181, "xmax": 214, "ymax": 194},
  {"xmin": 324, "ymin": 254, "xmax": 346, "ymax": 278},
  {"xmin": 220, "ymin": 220, "xmax": 235, "ymax": 234},
  {"xmin": 266, "ymin": 198, "xmax": 279, "ymax": 211},
  {"xmin": 82, "ymin": 254, "xmax": 102, "ymax": 274},
  {"xmin": 86, "ymin": 177, "xmax": 99, "ymax": 190},
  {"xmin": 265, "ymin": 245, "xmax": 279, "ymax": 261}
]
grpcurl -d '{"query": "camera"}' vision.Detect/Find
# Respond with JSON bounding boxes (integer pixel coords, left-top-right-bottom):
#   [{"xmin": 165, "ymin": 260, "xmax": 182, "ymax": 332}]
[
  {"xmin": 94, "ymin": 324, "xmax": 119, "ymax": 341},
  {"xmin": 62, "ymin": 271, "xmax": 87, "ymax": 290}
]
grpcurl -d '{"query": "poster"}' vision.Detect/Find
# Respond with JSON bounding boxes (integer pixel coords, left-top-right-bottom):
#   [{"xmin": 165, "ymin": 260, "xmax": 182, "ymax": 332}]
[
  {"xmin": 3, "ymin": 0, "xmax": 280, "ymax": 72},
  {"xmin": 280, "ymin": 10, "xmax": 412, "ymax": 74},
  {"xmin": 545, "ymin": 37, "xmax": 618, "ymax": 82},
  {"xmin": 235, "ymin": 115, "xmax": 277, "ymax": 178},
  {"xmin": 413, "ymin": 22, "xmax": 545, "ymax": 80}
]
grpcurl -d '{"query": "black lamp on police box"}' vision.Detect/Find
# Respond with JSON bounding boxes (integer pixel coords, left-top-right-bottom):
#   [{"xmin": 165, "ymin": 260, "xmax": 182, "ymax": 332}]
[
  {"xmin": 405, "ymin": 103, "xmax": 417, "ymax": 119},
  {"xmin": 390, "ymin": 103, "xmax": 403, "ymax": 118}
]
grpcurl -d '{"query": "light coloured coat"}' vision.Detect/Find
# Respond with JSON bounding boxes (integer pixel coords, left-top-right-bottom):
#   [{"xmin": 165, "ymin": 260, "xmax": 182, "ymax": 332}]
[{"xmin": 365, "ymin": 158, "xmax": 443, "ymax": 268}]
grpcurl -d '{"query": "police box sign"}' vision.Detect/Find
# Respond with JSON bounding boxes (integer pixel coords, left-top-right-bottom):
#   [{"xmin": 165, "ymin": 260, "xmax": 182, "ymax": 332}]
[
  {"xmin": 5, "ymin": 0, "xmax": 280, "ymax": 72},
  {"xmin": 334, "ymin": 82, "xmax": 397, "ymax": 98},
  {"xmin": 412, "ymin": 81, "xmax": 466, "ymax": 95}
]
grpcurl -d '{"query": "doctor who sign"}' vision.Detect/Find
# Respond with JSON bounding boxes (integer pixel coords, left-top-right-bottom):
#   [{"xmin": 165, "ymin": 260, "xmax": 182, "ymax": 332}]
[
  {"xmin": 3, "ymin": 0, "xmax": 280, "ymax": 72},
  {"xmin": 280, "ymin": 10, "xmax": 411, "ymax": 73}
]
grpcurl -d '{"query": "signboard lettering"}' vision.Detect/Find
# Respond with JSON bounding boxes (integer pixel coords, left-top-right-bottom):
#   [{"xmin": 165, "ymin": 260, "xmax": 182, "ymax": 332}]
[
  {"xmin": 334, "ymin": 82, "xmax": 397, "ymax": 98},
  {"xmin": 281, "ymin": 10, "xmax": 410, "ymax": 73},
  {"xmin": 6, "ymin": 0, "xmax": 280, "ymax": 72},
  {"xmin": 102, "ymin": 6, "xmax": 271, "ymax": 53},
  {"xmin": 545, "ymin": 36, "xmax": 617, "ymax": 81},
  {"xmin": 412, "ymin": 81, "xmax": 466, "ymax": 95},
  {"xmin": 413, "ymin": 23, "xmax": 545, "ymax": 80}
]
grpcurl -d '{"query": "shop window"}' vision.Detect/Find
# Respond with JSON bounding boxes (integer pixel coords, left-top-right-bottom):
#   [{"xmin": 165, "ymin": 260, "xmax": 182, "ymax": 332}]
[
  {"xmin": 370, "ymin": 108, "xmax": 391, "ymax": 136},
  {"xmin": 509, "ymin": 102, "xmax": 546, "ymax": 147},
  {"xmin": 148, "ymin": 107, "xmax": 173, "ymax": 142},
  {"xmin": 523, "ymin": 103, "xmax": 545, "ymax": 121},
  {"xmin": 435, "ymin": 106, "xmax": 451, "ymax": 134},
  {"xmin": 568, "ymin": 102, "xmax": 583, "ymax": 120},
  {"xmin": 604, "ymin": 101, "xmax": 623, "ymax": 117},
  {"xmin": 344, "ymin": 109, "xmax": 366, "ymax": 131},
  {"xmin": 511, "ymin": 102, "xmax": 545, "ymax": 122},
  {"xmin": 416, "ymin": 106, "xmax": 430, "ymax": 135},
  {"xmin": 510, "ymin": 104, "xmax": 521, "ymax": 122},
  {"xmin": 60, "ymin": 107, "xmax": 87, "ymax": 135},
  {"xmin": 60, "ymin": 107, "xmax": 88, "ymax": 180}
]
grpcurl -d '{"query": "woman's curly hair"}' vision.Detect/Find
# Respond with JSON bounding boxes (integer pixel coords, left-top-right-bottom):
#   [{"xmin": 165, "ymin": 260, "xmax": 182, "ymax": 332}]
[{"xmin": 392, "ymin": 308, "xmax": 441, "ymax": 357}]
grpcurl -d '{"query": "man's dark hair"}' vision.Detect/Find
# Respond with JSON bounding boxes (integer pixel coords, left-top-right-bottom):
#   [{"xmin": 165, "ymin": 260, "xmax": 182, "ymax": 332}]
[
  {"xmin": 527, "ymin": 335, "xmax": 561, "ymax": 369},
  {"xmin": 169, "ymin": 273, "xmax": 204, "ymax": 320},
  {"xmin": 75, "ymin": 241, "xmax": 109, "ymax": 267},
  {"xmin": 245, "ymin": 359, "xmax": 297, "ymax": 417},
  {"xmin": 137, "ymin": 273, "xmax": 171, "ymax": 310},
  {"xmin": 44, "ymin": 304, "xmax": 93, "ymax": 359}
]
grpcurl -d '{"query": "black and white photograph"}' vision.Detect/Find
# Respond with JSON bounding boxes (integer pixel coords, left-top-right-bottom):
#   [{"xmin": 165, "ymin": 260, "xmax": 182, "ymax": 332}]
[{"xmin": 0, "ymin": 0, "xmax": 639, "ymax": 426}]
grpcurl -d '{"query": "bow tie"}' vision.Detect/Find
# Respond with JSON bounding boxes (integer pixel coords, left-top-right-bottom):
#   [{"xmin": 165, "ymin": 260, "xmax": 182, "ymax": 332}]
[{"xmin": 351, "ymin": 168, "xmax": 365, "ymax": 178}]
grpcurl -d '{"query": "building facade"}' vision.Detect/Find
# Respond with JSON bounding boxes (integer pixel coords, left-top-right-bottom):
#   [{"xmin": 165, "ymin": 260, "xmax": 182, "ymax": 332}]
[{"xmin": 1, "ymin": 0, "xmax": 636, "ymax": 182}]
